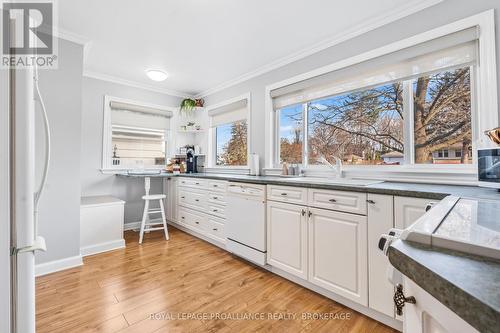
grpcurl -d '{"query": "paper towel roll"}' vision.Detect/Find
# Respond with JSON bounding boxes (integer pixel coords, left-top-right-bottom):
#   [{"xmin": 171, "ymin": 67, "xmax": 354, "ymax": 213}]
[{"xmin": 249, "ymin": 153, "xmax": 260, "ymax": 175}]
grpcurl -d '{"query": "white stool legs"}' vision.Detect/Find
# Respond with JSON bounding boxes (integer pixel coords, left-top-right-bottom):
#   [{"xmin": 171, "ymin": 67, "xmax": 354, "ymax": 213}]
[{"xmin": 139, "ymin": 177, "xmax": 169, "ymax": 244}]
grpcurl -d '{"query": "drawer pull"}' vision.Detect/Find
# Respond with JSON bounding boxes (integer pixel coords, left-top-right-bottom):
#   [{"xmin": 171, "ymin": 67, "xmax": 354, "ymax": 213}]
[
  {"xmin": 195, "ymin": 182, "xmax": 200, "ymax": 185},
  {"xmin": 181, "ymin": 196, "xmax": 185, "ymax": 199},
  {"xmin": 213, "ymin": 196, "xmax": 218, "ymax": 199},
  {"xmin": 394, "ymin": 284, "xmax": 416, "ymax": 316},
  {"xmin": 308, "ymin": 210, "xmax": 312, "ymax": 218},
  {"xmin": 195, "ymin": 199, "xmax": 200, "ymax": 202},
  {"xmin": 212, "ymin": 228, "xmax": 218, "ymax": 231},
  {"xmin": 280, "ymin": 192, "xmax": 288, "ymax": 196},
  {"xmin": 195, "ymin": 221, "xmax": 200, "ymax": 224},
  {"xmin": 329, "ymin": 198, "xmax": 337, "ymax": 203},
  {"xmin": 213, "ymin": 209, "xmax": 218, "ymax": 212},
  {"xmin": 181, "ymin": 216, "xmax": 185, "ymax": 219},
  {"xmin": 367, "ymin": 199, "xmax": 376, "ymax": 204},
  {"xmin": 213, "ymin": 184, "xmax": 218, "ymax": 187},
  {"xmin": 301, "ymin": 209, "xmax": 306, "ymax": 216}
]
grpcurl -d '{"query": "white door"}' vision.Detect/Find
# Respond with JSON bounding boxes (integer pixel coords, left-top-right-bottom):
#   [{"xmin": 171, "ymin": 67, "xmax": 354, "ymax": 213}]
[
  {"xmin": 367, "ymin": 194, "xmax": 395, "ymax": 317},
  {"xmin": 308, "ymin": 207, "xmax": 368, "ymax": 305},
  {"xmin": 267, "ymin": 201, "xmax": 308, "ymax": 279},
  {"xmin": 394, "ymin": 196, "xmax": 436, "ymax": 229}
]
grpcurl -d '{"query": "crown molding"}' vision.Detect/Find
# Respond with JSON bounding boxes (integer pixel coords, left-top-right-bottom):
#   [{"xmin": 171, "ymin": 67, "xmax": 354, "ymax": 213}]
[
  {"xmin": 194, "ymin": 0, "xmax": 443, "ymax": 98},
  {"xmin": 83, "ymin": 70, "xmax": 192, "ymax": 98},
  {"xmin": 55, "ymin": 28, "xmax": 91, "ymax": 46}
]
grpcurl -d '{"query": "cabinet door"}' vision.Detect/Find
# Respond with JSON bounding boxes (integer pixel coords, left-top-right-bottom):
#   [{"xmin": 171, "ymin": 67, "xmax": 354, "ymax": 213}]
[
  {"xmin": 394, "ymin": 196, "xmax": 436, "ymax": 229},
  {"xmin": 308, "ymin": 207, "xmax": 368, "ymax": 305},
  {"xmin": 403, "ymin": 277, "xmax": 478, "ymax": 333},
  {"xmin": 267, "ymin": 201, "xmax": 308, "ymax": 279},
  {"xmin": 166, "ymin": 178, "xmax": 178, "ymax": 222},
  {"xmin": 367, "ymin": 194, "xmax": 395, "ymax": 317}
]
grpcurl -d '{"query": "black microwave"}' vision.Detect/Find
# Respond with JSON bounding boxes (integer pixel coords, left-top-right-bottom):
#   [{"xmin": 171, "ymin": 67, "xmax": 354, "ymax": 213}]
[{"xmin": 478, "ymin": 148, "xmax": 500, "ymax": 189}]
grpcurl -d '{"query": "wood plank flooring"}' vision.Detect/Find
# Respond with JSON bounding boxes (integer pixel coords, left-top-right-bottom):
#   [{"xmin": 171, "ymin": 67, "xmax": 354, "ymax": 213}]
[{"xmin": 36, "ymin": 227, "xmax": 398, "ymax": 333}]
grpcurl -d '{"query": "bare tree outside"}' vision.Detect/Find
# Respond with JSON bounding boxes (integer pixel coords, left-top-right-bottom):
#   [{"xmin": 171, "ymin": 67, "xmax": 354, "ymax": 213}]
[{"xmin": 278, "ymin": 67, "xmax": 472, "ymax": 166}]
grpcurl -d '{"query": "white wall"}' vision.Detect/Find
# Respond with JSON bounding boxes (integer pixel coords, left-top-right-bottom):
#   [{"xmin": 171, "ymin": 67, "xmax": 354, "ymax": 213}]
[
  {"xmin": 202, "ymin": 0, "xmax": 500, "ymax": 169},
  {"xmin": 35, "ymin": 39, "xmax": 84, "ymax": 265},
  {"xmin": 80, "ymin": 77, "xmax": 182, "ymax": 224},
  {"xmin": 0, "ymin": 59, "xmax": 11, "ymax": 333}
]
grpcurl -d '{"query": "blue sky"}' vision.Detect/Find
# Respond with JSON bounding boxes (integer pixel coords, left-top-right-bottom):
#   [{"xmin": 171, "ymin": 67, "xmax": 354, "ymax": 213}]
[{"xmin": 216, "ymin": 123, "xmax": 232, "ymax": 157}]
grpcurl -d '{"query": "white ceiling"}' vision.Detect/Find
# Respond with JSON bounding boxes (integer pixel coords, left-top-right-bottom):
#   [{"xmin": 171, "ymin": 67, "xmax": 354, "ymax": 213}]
[{"xmin": 58, "ymin": 0, "xmax": 440, "ymax": 97}]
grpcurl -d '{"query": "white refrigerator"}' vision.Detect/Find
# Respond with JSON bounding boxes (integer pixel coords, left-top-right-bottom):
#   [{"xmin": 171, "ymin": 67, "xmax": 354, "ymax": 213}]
[{"xmin": 2, "ymin": 25, "xmax": 50, "ymax": 333}]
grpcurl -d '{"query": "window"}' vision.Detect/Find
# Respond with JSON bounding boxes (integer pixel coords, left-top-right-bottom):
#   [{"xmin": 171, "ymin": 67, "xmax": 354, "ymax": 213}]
[
  {"xmin": 208, "ymin": 95, "xmax": 250, "ymax": 167},
  {"xmin": 271, "ymin": 26, "xmax": 482, "ymax": 169},
  {"xmin": 215, "ymin": 120, "xmax": 248, "ymax": 166},
  {"xmin": 278, "ymin": 104, "xmax": 303, "ymax": 164},
  {"xmin": 102, "ymin": 97, "xmax": 172, "ymax": 170}
]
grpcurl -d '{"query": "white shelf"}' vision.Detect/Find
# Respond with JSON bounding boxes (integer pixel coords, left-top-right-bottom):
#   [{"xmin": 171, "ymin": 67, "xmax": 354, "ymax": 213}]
[{"xmin": 177, "ymin": 129, "xmax": 206, "ymax": 133}]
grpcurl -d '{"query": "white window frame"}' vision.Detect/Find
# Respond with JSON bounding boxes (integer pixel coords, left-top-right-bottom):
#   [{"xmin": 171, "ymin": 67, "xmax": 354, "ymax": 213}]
[
  {"xmin": 206, "ymin": 93, "xmax": 252, "ymax": 170},
  {"xmin": 264, "ymin": 10, "xmax": 497, "ymax": 184},
  {"xmin": 101, "ymin": 95, "xmax": 176, "ymax": 173}
]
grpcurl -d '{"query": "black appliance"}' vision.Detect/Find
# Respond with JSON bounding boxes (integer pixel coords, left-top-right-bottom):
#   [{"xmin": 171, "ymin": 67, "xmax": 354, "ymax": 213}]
[
  {"xmin": 478, "ymin": 148, "xmax": 500, "ymax": 189},
  {"xmin": 186, "ymin": 148, "xmax": 198, "ymax": 173}
]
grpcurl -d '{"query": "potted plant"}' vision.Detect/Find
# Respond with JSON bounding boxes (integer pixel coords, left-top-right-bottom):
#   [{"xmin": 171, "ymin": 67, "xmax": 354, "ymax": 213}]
[{"xmin": 180, "ymin": 98, "xmax": 204, "ymax": 116}]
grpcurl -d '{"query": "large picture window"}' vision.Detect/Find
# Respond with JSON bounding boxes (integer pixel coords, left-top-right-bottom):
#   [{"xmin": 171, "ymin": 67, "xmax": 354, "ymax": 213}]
[{"xmin": 272, "ymin": 26, "xmax": 480, "ymax": 169}]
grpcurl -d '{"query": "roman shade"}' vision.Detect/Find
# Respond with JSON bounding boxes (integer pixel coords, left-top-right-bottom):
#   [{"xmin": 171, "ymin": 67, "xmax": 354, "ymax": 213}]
[
  {"xmin": 110, "ymin": 100, "xmax": 172, "ymax": 130},
  {"xmin": 209, "ymin": 99, "xmax": 248, "ymax": 127},
  {"xmin": 272, "ymin": 27, "xmax": 479, "ymax": 109}
]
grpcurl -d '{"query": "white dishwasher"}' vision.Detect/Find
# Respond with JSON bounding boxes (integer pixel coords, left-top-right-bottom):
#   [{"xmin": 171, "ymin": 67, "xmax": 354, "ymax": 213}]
[{"xmin": 226, "ymin": 182, "xmax": 267, "ymax": 265}]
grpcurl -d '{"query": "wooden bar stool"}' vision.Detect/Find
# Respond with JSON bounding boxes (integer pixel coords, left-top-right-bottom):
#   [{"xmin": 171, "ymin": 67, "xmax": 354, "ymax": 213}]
[{"xmin": 139, "ymin": 177, "xmax": 169, "ymax": 244}]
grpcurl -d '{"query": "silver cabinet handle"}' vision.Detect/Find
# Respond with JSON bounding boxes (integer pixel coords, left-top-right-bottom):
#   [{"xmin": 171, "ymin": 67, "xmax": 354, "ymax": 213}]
[
  {"xmin": 329, "ymin": 198, "xmax": 337, "ymax": 202},
  {"xmin": 367, "ymin": 199, "xmax": 375, "ymax": 204},
  {"xmin": 394, "ymin": 284, "xmax": 416, "ymax": 316},
  {"xmin": 281, "ymin": 193, "xmax": 288, "ymax": 196}
]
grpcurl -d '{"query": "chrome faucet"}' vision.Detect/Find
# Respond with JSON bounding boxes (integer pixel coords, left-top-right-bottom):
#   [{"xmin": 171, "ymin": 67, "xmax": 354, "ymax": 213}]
[{"xmin": 319, "ymin": 155, "xmax": 343, "ymax": 178}]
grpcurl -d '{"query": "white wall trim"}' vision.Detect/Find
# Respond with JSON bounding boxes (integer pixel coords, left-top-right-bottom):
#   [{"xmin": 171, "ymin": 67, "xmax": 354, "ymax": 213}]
[
  {"xmin": 80, "ymin": 239, "xmax": 125, "ymax": 257},
  {"xmin": 83, "ymin": 70, "xmax": 192, "ymax": 98},
  {"xmin": 55, "ymin": 28, "xmax": 90, "ymax": 46},
  {"xmin": 194, "ymin": 0, "xmax": 443, "ymax": 98},
  {"xmin": 35, "ymin": 255, "xmax": 83, "ymax": 277},
  {"xmin": 264, "ymin": 9, "xmax": 498, "ymax": 172}
]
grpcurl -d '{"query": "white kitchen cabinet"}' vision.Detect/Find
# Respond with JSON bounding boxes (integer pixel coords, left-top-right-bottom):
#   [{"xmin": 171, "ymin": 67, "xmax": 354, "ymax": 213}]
[
  {"xmin": 394, "ymin": 196, "xmax": 436, "ymax": 229},
  {"xmin": 308, "ymin": 188, "xmax": 367, "ymax": 215},
  {"xmin": 165, "ymin": 177, "xmax": 178, "ymax": 222},
  {"xmin": 267, "ymin": 201, "xmax": 308, "ymax": 279},
  {"xmin": 308, "ymin": 207, "xmax": 368, "ymax": 305},
  {"xmin": 367, "ymin": 194, "xmax": 395, "ymax": 317},
  {"xmin": 403, "ymin": 277, "xmax": 478, "ymax": 333}
]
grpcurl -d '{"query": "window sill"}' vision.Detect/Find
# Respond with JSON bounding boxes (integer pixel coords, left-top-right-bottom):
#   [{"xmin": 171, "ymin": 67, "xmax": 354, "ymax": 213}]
[
  {"xmin": 204, "ymin": 167, "xmax": 250, "ymax": 175},
  {"xmin": 100, "ymin": 167, "xmax": 164, "ymax": 175},
  {"xmin": 263, "ymin": 166, "xmax": 478, "ymax": 186}
]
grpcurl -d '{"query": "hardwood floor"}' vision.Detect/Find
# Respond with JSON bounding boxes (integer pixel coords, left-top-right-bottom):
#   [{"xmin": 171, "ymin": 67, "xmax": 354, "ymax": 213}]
[{"xmin": 36, "ymin": 228, "xmax": 398, "ymax": 333}]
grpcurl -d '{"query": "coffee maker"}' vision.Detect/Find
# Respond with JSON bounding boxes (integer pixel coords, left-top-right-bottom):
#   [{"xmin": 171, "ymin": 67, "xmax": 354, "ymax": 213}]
[{"xmin": 186, "ymin": 148, "xmax": 198, "ymax": 173}]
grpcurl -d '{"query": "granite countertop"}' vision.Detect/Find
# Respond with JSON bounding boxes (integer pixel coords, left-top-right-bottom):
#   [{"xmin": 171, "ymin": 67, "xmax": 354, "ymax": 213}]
[
  {"xmin": 388, "ymin": 240, "xmax": 500, "ymax": 333},
  {"xmin": 118, "ymin": 172, "xmax": 500, "ymax": 200}
]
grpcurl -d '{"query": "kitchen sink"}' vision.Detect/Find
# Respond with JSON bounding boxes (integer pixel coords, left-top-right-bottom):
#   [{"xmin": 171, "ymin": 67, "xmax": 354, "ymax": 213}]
[{"xmin": 282, "ymin": 177, "xmax": 383, "ymax": 186}]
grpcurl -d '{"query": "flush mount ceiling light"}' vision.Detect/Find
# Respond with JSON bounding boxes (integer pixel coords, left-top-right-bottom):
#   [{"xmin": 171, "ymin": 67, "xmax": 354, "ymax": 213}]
[{"xmin": 146, "ymin": 69, "xmax": 168, "ymax": 81}]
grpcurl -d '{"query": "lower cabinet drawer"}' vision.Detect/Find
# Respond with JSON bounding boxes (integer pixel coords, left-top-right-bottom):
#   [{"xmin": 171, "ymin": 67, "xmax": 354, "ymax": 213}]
[
  {"xmin": 267, "ymin": 185, "xmax": 308, "ymax": 205},
  {"xmin": 178, "ymin": 178, "xmax": 208, "ymax": 190},
  {"xmin": 308, "ymin": 188, "xmax": 367, "ymax": 215},
  {"xmin": 208, "ymin": 203, "xmax": 225, "ymax": 219},
  {"xmin": 178, "ymin": 188, "xmax": 207, "ymax": 211},
  {"xmin": 205, "ymin": 216, "xmax": 225, "ymax": 243},
  {"xmin": 208, "ymin": 192, "xmax": 226, "ymax": 206},
  {"xmin": 178, "ymin": 207, "xmax": 206, "ymax": 231}
]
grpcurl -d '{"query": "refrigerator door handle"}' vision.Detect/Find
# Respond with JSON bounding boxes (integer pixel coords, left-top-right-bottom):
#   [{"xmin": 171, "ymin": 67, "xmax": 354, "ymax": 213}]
[{"xmin": 13, "ymin": 236, "xmax": 46, "ymax": 255}]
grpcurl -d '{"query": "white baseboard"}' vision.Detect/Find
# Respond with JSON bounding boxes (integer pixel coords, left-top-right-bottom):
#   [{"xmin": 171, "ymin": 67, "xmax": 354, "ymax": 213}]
[
  {"xmin": 124, "ymin": 218, "xmax": 162, "ymax": 231},
  {"xmin": 35, "ymin": 255, "xmax": 83, "ymax": 277},
  {"xmin": 80, "ymin": 239, "xmax": 125, "ymax": 257}
]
